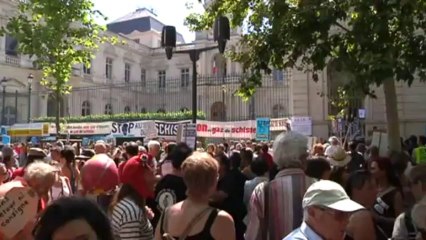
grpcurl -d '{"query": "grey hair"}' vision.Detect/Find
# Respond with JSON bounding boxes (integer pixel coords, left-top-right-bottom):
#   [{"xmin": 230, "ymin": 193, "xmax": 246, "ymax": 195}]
[
  {"xmin": 24, "ymin": 161, "xmax": 57, "ymax": 182},
  {"xmin": 273, "ymin": 131, "xmax": 308, "ymax": 169},
  {"xmin": 148, "ymin": 140, "xmax": 160, "ymax": 149},
  {"xmin": 411, "ymin": 198, "xmax": 426, "ymax": 230}
]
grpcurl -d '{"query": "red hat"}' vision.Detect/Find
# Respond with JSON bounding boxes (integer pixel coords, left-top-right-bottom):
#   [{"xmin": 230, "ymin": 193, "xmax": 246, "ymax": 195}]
[
  {"xmin": 81, "ymin": 154, "xmax": 119, "ymax": 194},
  {"xmin": 120, "ymin": 153, "xmax": 155, "ymax": 199}
]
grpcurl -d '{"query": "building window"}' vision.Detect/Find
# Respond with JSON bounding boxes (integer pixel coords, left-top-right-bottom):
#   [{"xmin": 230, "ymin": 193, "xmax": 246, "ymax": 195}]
[
  {"xmin": 104, "ymin": 104, "xmax": 113, "ymax": 115},
  {"xmin": 2, "ymin": 106, "xmax": 16, "ymax": 125},
  {"xmin": 158, "ymin": 70, "xmax": 166, "ymax": 89},
  {"xmin": 272, "ymin": 69, "xmax": 285, "ymax": 81},
  {"xmin": 133, "ymin": 39, "xmax": 140, "ymax": 43},
  {"xmin": 81, "ymin": 101, "xmax": 91, "ymax": 116},
  {"xmin": 141, "ymin": 69, "xmax": 146, "ymax": 87},
  {"xmin": 106, "ymin": 57, "xmax": 113, "ymax": 80},
  {"xmin": 125, "ymin": 63, "xmax": 131, "ymax": 83},
  {"xmin": 83, "ymin": 63, "xmax": 91, "ymax": 75},
  {"xmin": 141, "ymin": 107, "xmax": 147, "ymax": 113},
  {"xmin": 124, "ymin": 106, "xmax": 131, "ymax": 113},
  {"xmin": 272, "ymin": 104, "xmax": 286, "ymax": 118},
  {"xmin": 5, "ymin": 35, "xmax": 18, "ymax": 56},
  {"xmin": 181, "ymin": 68, "xmax": 190, "ymax": 88}
]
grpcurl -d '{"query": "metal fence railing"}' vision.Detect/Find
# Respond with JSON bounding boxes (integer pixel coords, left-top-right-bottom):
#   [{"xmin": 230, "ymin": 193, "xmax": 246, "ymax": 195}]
[{"xmin": 2, "ymin": 73, "xmax": 291, "ymax": 124}]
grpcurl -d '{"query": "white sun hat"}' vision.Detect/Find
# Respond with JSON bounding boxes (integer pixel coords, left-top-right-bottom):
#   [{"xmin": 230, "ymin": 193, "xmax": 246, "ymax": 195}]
[
  {"xmin": 326, "ymin": 146, "xmax": 351, "ymax": 167},
  {"xmin": 303, "ymin": 180, "xmax": 364, "ymax": 212}
]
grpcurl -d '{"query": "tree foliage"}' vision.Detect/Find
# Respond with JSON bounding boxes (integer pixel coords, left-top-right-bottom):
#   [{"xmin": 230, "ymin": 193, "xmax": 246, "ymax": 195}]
[
  {"xmin": 187, "ymin": 0, "xmax": 426, "ymax": 152},
  {"xmin": 1, "ymin": 0, "xmax": 113, "ymax": 93},
  {"xmin": 187, "ymin": 0, "xmax": 426, "ymax": 97},
  {"xmin": 1, "ymin": 0, "xmax": 117, "ymax": 134}
]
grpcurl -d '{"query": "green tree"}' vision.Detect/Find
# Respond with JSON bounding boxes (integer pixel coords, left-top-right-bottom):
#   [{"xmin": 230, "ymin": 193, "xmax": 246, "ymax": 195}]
[
  {"xmin": 1, "ymin": 0, "xmax": 114, "ymax": 135},
  {"xmin": 186, "ymin": 0, "xmax": 426, "ymax": 152}
]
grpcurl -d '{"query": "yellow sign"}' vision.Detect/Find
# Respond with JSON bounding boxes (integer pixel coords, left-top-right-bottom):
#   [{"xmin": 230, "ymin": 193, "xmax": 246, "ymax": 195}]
[{"xmin": 8, "ymin": 123, "xmax": 50, "ymax": 137}]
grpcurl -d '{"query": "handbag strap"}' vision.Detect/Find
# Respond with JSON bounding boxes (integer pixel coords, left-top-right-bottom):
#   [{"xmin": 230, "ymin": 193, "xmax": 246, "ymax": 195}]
[
  {"xmin": 179, "ymin": 207, "xmax": 212, "ymax": 240},
  {"xmin": 162, "ymin": 207, "xmax": 212, "ymax": 240}
]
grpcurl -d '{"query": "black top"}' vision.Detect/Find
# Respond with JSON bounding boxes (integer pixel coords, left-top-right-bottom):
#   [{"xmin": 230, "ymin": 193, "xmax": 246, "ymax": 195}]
[
  {"xmin": 373, "ymin": 187, "xmax": 399, "ymax": 238},
  {"xmin": 149, "ymin": 174, "xmax": 187, "ymax": 228},
  {"xmin": 347, "ymin": 152, "xmax": 366, "ymax": 173},
  {"xmin": 211, "ymin": 170, "xmax": 247, "ymax": 221},
  {"xmin": 160, "ymin": 209, "xmax": 219, "ymax": 240}
]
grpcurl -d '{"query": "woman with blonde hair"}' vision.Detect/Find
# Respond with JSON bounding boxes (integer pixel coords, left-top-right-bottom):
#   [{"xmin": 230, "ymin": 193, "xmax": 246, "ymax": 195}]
[{"xmin": 155, "ymin": 152, "xmax": 235, "ymax": 240}]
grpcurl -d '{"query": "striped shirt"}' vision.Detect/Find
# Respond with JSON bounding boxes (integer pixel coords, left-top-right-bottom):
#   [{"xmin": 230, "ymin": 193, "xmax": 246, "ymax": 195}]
[
  {"xmin": 111, "ymin": 197, "xmax": 154, "ymax": 240},
  {"xmin": 245, "ymin": 168, "xmax": 315, "ymax": 240}
]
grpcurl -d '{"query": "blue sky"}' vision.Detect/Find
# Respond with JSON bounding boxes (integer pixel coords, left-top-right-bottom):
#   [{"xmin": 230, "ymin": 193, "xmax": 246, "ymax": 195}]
[{"xmin": 93, "ymin": 0, "xmax": 205, "ymax": 42}]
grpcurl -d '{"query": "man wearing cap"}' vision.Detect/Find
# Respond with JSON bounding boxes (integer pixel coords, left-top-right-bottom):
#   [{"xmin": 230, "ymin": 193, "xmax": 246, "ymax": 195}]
[{"xmin": 284, "ymin": 180, "xmax": 364, "ymax": 240}]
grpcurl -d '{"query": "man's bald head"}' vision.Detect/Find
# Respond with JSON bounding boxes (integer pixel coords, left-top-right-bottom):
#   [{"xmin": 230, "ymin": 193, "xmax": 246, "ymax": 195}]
[{"xmin": 94, "ymin": 142, "xmax": 107, "ymax": 154}]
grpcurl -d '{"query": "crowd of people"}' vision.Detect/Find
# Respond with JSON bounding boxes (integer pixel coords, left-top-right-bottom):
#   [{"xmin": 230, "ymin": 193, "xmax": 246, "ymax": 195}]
[{"xmin": 0, "ymin": 132, "xmax": 425, "ymax": 240}]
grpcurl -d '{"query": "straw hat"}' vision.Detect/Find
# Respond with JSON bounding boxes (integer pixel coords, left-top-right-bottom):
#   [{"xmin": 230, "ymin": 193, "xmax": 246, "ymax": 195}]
[
  {"xmin": 326, "ymin": 146, "xmax": 351, "ymax": 167},
  {"xmin": 28, "ymin": 148, "xmax": 47, "ymax": 159}
]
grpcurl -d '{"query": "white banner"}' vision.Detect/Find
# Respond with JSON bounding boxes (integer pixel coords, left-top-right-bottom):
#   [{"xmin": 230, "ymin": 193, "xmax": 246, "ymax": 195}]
[
  {"xmin": 155, "ymin": 120, "xmax": 191, "ymax": 140},
  {"xmin": 196, "ymin": 120, "xmax": 256, "ymax": 139},
  {"xmin": 111, "ymin": 121, "xmax": 158, "ymax": 138},
  {"xmin": 270, "ymin": 118, "xmax": 290, "ymax": 132},
  {"xmin": 290, "ymin": 116, "xmax": 312, "ymax": 136},
  {"xmin": 61, "ymin": 122, "xmax": 113, "ymax": 135}
]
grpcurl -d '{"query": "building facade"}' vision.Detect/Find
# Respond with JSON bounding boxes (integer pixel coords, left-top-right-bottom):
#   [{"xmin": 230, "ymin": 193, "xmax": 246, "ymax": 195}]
[{"xmin": 0, "ymin": 0, "xmax": 425, "ymax": 139}]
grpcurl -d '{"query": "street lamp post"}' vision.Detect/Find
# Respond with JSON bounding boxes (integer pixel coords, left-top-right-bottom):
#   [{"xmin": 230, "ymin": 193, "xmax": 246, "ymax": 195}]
[
  {"xmin": 161, "ymin": 16, "xmax": 230, "ymax": 124},
  {"xmin": 27, "ymin": 73, "xmax": 34, "ymax": 123},
  {"xmin": 0, "ymin": 78, "xmax": 8, "ymax": 126}
]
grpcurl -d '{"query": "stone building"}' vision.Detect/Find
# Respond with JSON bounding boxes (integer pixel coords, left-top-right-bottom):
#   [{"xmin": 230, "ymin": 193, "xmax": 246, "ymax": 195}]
[{"xmin": 0, "ymin": 0, "xmax": 424, "ymax": 139}]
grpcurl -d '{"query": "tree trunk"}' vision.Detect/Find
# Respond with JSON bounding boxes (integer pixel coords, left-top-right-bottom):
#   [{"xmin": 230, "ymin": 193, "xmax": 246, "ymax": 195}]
[
  {"xmin": 383, "ymin": 78, "xmax": 401, "ymax": 153},
  {"xmin": 55, "ymin": 89, "xmax": 61, "ymax": 137}
]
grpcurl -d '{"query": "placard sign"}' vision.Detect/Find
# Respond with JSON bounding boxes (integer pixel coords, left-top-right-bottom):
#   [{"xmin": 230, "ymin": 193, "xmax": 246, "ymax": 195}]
[
  {"xmin": 196, "ymin": 120, "xmax": 256, "ymax": 139},
  {"xmin": 290, "ymin": 116, "xmax": 313, "ymax": 136},
  {"xmin": 0, "ymin": 184, "xmax": 38, "ymax": 238},
  {"xmin": 256, "ymin": 118, "xmax": 270, "ymax": 141},
  {"xmin": 60, "ymin": 122, "xmax": 113, "ymax": 135},
  {"xmin": 270, "ymin": 118, "xmax": 290, "ymax": 132},
  {"xmin": 155, "ymin": 121, "xmax": 190, "ymax": 139},
  {"xmin": 0, "ymin": 135, "xmax": 10, "ymax": 145},
  {"xmin": 111, "ymin": 121, "xmax": 158, "ymax": 139},
  {"xmin": 182, "ymin": 123, "xmax": 197, "ymax": 149}
]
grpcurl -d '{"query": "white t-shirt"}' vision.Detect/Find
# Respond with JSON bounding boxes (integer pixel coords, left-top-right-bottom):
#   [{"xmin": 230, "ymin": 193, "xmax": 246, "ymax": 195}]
[{"xmin": 325, "ymin": 145, "xmax": 339, "ymax": 157}]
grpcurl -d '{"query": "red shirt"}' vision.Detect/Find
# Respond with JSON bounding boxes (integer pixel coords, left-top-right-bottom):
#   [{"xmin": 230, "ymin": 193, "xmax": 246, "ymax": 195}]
[
  {"xmin": 262, "ymin": 152, "xmax": 274, "ymax": 170},
  {"xmin": 11, "ymin": 167, "xmax": 25, "ymax": 180}
]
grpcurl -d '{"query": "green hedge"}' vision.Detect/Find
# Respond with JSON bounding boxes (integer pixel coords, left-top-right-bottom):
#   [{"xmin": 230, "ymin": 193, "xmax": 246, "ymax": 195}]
[{"xmin": 33, "ymin": 111, "xmax": 206, "ymax": 123}]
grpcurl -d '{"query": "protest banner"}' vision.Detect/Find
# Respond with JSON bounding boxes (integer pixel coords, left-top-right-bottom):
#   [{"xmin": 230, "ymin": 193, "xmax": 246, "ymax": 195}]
[{"xmin": 0, "ymin": 181, "xmax": 38, "ymax": 239}]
